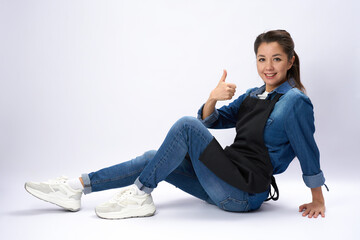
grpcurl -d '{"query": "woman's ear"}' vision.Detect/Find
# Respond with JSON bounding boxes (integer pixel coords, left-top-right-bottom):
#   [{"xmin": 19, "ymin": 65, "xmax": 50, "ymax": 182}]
[{"xmin": 288, "ymin": 55, "xmax": 295, "ymax": 70}]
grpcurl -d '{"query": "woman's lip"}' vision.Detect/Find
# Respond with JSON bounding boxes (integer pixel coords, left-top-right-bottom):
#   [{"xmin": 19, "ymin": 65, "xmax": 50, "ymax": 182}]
[
  {"xmin": 265, "ymin": 73, "xmax": 277, "ymax": 79},
  {"xmin": 265, "ymin": 73, "xmax": 276, "ymax": 76}
]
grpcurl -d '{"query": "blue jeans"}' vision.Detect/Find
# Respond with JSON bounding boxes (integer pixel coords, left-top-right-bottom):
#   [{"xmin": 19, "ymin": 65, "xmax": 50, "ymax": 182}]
[{"xmin": 82, "ymin": 116, "xmax": 269, "ymax": 212}]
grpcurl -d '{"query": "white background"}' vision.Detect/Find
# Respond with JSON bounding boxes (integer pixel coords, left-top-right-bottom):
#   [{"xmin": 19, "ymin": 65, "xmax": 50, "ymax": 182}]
[{"xmin": 1, "ymin": 0, "xmax": 360, "ymax": 239}]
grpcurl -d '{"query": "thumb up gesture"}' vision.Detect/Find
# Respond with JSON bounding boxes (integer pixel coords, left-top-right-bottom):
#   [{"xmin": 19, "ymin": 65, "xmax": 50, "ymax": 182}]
[{"xmin": 210, "ymin": 70, "xmax": 237, "ymax": 101}]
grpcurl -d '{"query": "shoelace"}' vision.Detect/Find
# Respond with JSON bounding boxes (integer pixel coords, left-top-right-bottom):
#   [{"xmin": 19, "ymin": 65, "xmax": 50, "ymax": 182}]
[
  {"xmin": 110, "ymin": 187, "xmax": 137, "ymax": 204},
  {"xmin": 47, "ymin": 176, "xmax": 68, "ymax": 184},
  {"xmin": 43, "ymin": 176, "xmax": 69, "ymax": 194}
]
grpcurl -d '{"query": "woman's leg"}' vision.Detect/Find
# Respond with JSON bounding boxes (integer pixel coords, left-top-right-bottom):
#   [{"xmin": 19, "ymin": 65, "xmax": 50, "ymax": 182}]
[
  {"xmin": 82, "ymin": 149, "xmax": 214, "ymax": 204},
  {"xmin": 81, "ymin": 150, "xmax": 156, "ymax": 194},
  {"xmin": 95, "ymin": 116, "xmax": 219, "ymax": 218},
  {"xmin": 164, "ymin": 154, "xmax": 215, "ymax": 205},
  {"xmin": 133, "ymin": 116, "xmax": 268, "ymax": 212},
  {"xmin": 134, "ymin": 116, "xmax": 214, "ymax": 193},
  {"xmin": 93, "ymin": 115, "xmax": 267, "ymax": 219}
]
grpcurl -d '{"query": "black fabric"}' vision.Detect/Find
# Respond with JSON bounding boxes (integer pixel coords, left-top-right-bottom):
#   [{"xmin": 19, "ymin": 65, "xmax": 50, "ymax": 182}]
[{"xmin": 199, "ymin": 93, "xmax": 282, "ymax": 197}]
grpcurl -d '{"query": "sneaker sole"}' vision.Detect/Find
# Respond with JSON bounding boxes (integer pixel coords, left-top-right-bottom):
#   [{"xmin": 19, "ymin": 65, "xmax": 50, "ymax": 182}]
[
  {"xmin": 24, "ymin": 183, "xmax": 81, "ymax": 212},
  {"xmin": 95, "ymin": 204, "xmax": 156, "ymax": 219}
]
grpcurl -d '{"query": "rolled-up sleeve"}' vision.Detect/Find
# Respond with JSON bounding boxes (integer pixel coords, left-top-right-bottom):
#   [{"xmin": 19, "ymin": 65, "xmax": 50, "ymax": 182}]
[
  {"xmin": 197, "ymin": 104, "xmax": 220, "ymax": 127},
  {"xmin": 285, "ymin": 95, "xmax": 326, "ymax": 188},
  {"xmin": 303, "ymin": 172, "xmax": 326, "ymax": 188}
]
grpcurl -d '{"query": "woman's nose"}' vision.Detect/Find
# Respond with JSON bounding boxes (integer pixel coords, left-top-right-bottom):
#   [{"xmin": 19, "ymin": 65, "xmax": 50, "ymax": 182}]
[{"xmin": 265, "ymin": 61, "xmax": 274, "ymax": 70}]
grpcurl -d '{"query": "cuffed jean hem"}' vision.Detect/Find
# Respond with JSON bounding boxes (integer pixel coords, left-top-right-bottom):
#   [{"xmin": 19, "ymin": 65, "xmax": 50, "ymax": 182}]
[
  {"xmin": 134, "ymin": 177, "xmax": 154, "ymax": 194},
  {"xmin": 81, "ymin": 173, "xmax": 92, "ymax": 195}
]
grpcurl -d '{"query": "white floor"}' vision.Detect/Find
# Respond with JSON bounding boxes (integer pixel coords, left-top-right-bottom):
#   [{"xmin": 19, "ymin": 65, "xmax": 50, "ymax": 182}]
[{"xmin": 1, "ymin": 175, "xmax": 360, "ymax": 240}]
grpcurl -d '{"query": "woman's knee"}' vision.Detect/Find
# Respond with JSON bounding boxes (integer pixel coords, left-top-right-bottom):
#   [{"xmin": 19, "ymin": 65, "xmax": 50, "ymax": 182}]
[
  {"xmin": 176, "ymin": 116, "xmax": 199, "ymax": 126},
  {"xmin": 132, "ymin": 150, "xmax": 157, "ymax": 168},
  {"xmin": 142, "ymin": 150, "xmax": 157, "ymax": 161},
  {"xmin": 173, "ymin": 116, "xmax": 203, "ymax": 132}
]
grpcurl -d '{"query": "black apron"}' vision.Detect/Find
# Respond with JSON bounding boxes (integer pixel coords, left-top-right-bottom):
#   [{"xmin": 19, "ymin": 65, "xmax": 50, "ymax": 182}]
[{"xmin": 199, "ymin": 93, "xmax": 282, "ymax": 200}]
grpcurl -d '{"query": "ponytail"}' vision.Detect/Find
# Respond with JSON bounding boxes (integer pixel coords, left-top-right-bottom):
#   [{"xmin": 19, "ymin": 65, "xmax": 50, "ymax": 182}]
[{"xmin": 288, "ymin": 51, "xmax": 305, "ymax": 92}]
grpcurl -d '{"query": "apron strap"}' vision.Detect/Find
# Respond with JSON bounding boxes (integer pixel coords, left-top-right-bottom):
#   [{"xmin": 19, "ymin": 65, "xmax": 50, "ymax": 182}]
[{"xmin": 265, "ymin": 176, "xmax": 279, "ymax": 201}]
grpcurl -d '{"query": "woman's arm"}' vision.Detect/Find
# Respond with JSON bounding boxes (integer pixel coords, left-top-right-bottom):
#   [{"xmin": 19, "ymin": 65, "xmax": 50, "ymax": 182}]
[
  {"xmin": 202, "ymin": 98, "xmax": 218, "ymax": 120},
  {"xmin": 299, "ymin": 186, "xmax": 326, "ymax": 218},
  {"xmin": 202, "ymin": 70, "xmax": 237, "ymax": 119},
  {"xmin": 283, "ymin": 92, "xmax": 327, "ymax": 218}
]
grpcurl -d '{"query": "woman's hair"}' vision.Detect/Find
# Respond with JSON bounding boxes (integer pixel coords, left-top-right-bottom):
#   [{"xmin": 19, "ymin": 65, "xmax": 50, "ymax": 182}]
[{"xmin": 254, "ymin": 30, "xmax": 305, "ymax": 92}]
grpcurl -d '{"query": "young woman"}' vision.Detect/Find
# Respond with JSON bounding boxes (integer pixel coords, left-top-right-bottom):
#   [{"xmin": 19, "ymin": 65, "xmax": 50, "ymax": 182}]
[{"xmin": 25, "ymin": 30, "xmax": 327, "ymax": 219}]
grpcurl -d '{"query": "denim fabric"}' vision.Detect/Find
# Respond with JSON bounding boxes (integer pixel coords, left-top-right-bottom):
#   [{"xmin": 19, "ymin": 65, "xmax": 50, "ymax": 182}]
[
  {"xmin": 85, "ymin": 116, "xmax": 269, "ymax": 212},
  {"xmin": 197, "ymin": 79, "xmax": 326, "ymax": 189}
]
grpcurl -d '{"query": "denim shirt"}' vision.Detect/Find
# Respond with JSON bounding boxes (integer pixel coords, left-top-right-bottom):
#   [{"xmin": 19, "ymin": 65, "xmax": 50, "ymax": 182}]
[{"xmin": 197, "ymin": 79, "xmax": 326, "ymax": 189}]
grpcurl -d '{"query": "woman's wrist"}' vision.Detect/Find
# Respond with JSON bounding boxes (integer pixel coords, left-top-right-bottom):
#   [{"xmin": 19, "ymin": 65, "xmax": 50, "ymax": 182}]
[
  {"xmin": 208, "ymin": 89, "xmax": 218, "ymax": 102},
  {"xmin": 202, "ymin": 95, "xmax": 217, "ymax": 120},
  {"xmin": 311, "ymin": 186, "xmax": 325, "ymax": 204}
]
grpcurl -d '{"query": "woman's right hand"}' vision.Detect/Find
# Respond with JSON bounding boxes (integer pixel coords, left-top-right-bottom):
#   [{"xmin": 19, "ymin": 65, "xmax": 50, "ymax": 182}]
[
  {"xmin": 202, "ymin": 70, "xmax": 237, "ymax": 120},
  {"xmin": 209, "ymin": 70, "xmax": 237, "ymax": 101}
]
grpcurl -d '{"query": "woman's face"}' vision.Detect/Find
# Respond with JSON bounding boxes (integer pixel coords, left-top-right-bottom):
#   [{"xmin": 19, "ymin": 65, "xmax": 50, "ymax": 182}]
[{"xmin": 256, "ymin": 42, "xmax": 295, "ymax": 92}]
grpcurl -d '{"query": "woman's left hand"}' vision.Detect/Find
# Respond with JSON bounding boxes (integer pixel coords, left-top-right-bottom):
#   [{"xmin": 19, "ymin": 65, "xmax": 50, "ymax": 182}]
[{"xmin": 299, "ymin": 201, "xmax": 326, "ymax": 218}]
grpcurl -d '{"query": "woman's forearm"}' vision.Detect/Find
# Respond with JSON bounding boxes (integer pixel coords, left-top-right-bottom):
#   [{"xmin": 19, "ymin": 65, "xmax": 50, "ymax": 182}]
[{"xmin": 202, "ymin": 96, "xmax": 217, "ymax": 120}]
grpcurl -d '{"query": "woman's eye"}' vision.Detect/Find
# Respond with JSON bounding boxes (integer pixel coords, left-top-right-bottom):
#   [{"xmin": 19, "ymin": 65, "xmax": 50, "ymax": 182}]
[
  {"xmin": 258, "ymin": 58, "xmax": 265, "ymax": 62},
  {"xmin": 274, "ymin": 58, "xmax": 281, "ymax": 62}
]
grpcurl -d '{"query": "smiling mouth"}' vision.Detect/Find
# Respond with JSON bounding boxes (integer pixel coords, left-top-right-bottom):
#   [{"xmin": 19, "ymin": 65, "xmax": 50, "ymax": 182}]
[{"xmin": 265, "ymin": 73, "xmax": 277, "ymax": 77}]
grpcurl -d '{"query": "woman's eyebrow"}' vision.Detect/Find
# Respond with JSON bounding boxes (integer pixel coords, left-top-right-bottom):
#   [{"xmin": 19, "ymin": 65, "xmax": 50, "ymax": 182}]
[{"xmin": 257, "ymin": 53, "xmax": 282, "ymax": 58}]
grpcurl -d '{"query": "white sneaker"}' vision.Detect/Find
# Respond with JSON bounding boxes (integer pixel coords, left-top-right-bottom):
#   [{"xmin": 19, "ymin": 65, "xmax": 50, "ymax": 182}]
[
  {"xmin": 95, "ymin": 185, "xmax": 156, "ymax": 219},
  {"xmin": 25, "ymin": 176, "xmax": 82, "ymax": 211}
]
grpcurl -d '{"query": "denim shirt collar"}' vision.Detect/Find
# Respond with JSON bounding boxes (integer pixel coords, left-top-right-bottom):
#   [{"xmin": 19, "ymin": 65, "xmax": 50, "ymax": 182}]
[{"xmin": 250, "ymin": 78, "xmax": 296, "ymax": 98}]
